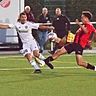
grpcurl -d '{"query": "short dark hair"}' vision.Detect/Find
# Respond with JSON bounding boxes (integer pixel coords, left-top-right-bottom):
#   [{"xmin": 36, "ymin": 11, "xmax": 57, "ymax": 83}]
[
  {"xmin": 17, "ymin": 12, "xmax": 27, "ymax": 21},
  {"xmin": 82, "ymin": 11, "xmax": 93, "ymax": 20},
  {"xmin": 19, "ymin": 12, "xmax": 26, "ymax": 17}
]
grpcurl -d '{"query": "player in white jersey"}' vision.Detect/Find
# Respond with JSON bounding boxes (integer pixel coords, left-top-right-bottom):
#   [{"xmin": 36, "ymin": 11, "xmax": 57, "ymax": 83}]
[{"xmin": 0, "ymin": 12, "xmax": 54, "ymax": 73}]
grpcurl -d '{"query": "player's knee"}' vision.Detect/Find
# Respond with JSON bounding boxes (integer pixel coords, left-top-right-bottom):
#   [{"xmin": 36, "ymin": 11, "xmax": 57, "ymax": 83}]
[
  {"xmin": 33, "ymin": 52, "xmax": 39, "ymax": 57},
  {"xmin": 34, "ymin": 53, "xmax": 39, "ymax": 57}
]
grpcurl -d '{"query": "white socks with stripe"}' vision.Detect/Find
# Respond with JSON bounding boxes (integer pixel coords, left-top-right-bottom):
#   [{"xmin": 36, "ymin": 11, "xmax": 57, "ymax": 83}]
[
  {"xmin": 39, "ymin": 54, "xmax": 45, "ymax": 60},
  {"xmin": 30, "ymin": 60, "xmax": 40, "ymax": 70}
]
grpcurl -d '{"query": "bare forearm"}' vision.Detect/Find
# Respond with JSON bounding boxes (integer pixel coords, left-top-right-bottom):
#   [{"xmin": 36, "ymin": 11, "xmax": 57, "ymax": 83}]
[
  {"xmin": 39, "ymin": 23, "xmax": 52, "ymax": 26},
  {"xmin": 39, "ymin": 25, "xmax": 49, "ymax": 29},
  {"xmin": 39, "ymin": 25, "xmax": 54, "ymax": 30},
  {"xmin": 0, "ymin": 24, "xmax": 9, "ymax": 29}
]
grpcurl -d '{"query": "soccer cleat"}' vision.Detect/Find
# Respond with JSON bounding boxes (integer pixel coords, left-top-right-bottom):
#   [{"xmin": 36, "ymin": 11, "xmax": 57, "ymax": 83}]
[
  {"xmin": 44, "ymin": 59, "xmax": 54, "ymax": 69},
  {"xmin": 35, "ymin": 57, "xmax": 45, "ymax": 67},
  {"xmin": 34, "ymin": 69, "xmax": 42, "ymax": 73}
]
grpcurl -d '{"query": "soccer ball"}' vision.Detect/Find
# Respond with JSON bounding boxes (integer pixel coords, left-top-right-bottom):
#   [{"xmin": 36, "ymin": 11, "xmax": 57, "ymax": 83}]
[
  {"xmin": 35, "ymin": 57, "xmax": 45, "ymax": 67},
  {"xmin": 47, "ymin": 32, "xmax": 57, "ymax": 41}
]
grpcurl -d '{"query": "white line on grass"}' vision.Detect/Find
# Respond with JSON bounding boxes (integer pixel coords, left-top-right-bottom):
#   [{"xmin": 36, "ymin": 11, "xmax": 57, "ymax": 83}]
[
  {"xmin": 0, "ymin": 54, "xmax": 96, "ymax": 59},
  {"xmin": 0, "ymin": 55, "xmax": 23, "ymax": 58},
  {"xmin": 0, "ymin": 58, "xmax": 75, "ymax": 64},
  {"xmin": 0, "ymin": 66, "xmax": 81, "ymax": 71}
]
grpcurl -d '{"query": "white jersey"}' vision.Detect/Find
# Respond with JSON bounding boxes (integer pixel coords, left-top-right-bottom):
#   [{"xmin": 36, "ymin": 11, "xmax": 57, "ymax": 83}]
[{"xmin": 15, "ymin": 21, "xmax": 39, "ymax": 43}]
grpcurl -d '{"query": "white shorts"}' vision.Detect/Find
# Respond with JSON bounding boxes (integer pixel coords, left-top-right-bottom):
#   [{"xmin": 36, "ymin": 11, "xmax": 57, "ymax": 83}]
[{"xmin": 20, "ymin": 39, "xmax": 39, "ymax": 56}]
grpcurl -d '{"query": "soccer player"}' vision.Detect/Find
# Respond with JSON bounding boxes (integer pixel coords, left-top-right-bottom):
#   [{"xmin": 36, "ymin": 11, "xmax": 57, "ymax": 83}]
[
  {"xmin": 44, "ymin": 11, "xmax": 96, "ymax": 71},
  {"xmin": 0, "ymin": 12, "xmax": 54, "ymax": 73}
]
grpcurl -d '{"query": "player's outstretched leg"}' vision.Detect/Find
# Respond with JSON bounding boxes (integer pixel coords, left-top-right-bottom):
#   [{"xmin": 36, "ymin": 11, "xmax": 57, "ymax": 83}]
[
  {"xmin": 44, "ymin": 58, "xmax": 54, "ymax": 69},
  {"xmin": 76, "ymin": 55, "xmax": 96, "ymax": 71},
  {"xmin": 44, "ymin": 47, "xmax": 67, "ymax": 69},
  {"xmin": 35, "ymin": 55, "xmax": 54, "ymax": 69}
]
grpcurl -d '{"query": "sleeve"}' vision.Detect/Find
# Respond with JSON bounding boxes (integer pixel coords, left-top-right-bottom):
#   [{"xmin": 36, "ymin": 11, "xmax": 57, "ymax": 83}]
[
  {"xmin": 8, "ymin": 24, "xmax": 15, "ymax": 28},
  {"xmin": 86, "ymin": 24, "xmax": 96, "ymax": 33},
  {"xmin": 30, "ymin": 22, "xmax": 40, "ymax": 30},
  {"xmin": 64, "ymin": 16, "xmax": 71, "ymax": 31},
  {"xmin": 92, "ymin": 25, "xmax": 96, "ymax": 33},
  {"xmin": 14, "ymin": 23, "xmax": 18, "ymax": 31}
]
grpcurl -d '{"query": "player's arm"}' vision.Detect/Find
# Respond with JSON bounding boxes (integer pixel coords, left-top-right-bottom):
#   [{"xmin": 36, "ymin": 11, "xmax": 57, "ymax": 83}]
[
  {"xmin": 30, "ymin": 22, "xmax": 54, "ymax": 31},
  {"xmin": 65, "ymin": 16, "xmax": 71, "ymax": 32},
  {"xmin": 75, "ymin": 19, "xmax": 88, "ymax": 33},
  {"xmin": 0, "ymin": 23, "xmax": 10, "ymax": 29},
  {"xmin": 39, "ymin": 22, "xmax": 54, "ymax": 30},
  {"xmin": 0, "ymin": 23, "xmax": 14, "ymax": 29},
  {"xmin": 39, "ymin": 25, "xmax": 54, "ymax": 31},
  {"xmin": 39, "ymin": 23, "xmax": 52, "ymax": 26}
]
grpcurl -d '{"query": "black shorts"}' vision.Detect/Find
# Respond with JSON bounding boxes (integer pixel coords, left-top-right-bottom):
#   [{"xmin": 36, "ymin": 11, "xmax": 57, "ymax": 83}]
[{"xmin": 64, "ymin": 43, "xmax": 83, "ymax": 55}]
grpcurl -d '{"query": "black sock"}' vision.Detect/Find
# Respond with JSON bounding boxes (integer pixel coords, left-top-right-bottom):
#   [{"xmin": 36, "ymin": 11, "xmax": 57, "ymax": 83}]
[
  {"xmin": 48, "ymin": 56, "xmax": 54, "ymax": 61},
  {"xmin": 86, "ymin": 63, "xmax": 95, "ymax": 70},
  {"xmin": 44, "ymin": 56, "xmax": 54, "ymax": 63}
]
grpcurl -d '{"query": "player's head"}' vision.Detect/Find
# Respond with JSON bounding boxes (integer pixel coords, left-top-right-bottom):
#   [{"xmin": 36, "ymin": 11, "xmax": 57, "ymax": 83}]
[
  {"xmin": 55, "ymin": 8, "xmax": 62, "ymax": 16},
  {"xmin": 42, "ymin": 7, "xmax": 48, "ymax": 15},
  {"xmin": 81, "ymin": 11, "xmax": 92, "ymax": 23},
  {"xmin": 18, "ymin": 12, "xmax": 27, "ymax": 24},
  {"xmin": 24, "ymin": 6, "xmax": 31, "ymax": 13}
]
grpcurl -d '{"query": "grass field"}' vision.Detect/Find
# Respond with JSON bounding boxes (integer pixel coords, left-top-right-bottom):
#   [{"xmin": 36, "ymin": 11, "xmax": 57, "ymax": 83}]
[{"xmin": 0, "ymin": 54, "xmax": 96, "ymax": 96}]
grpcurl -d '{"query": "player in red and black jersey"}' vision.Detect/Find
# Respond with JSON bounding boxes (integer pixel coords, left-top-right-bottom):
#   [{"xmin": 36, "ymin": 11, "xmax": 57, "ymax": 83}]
[{"xmin": 44, "ymin": 11, "xmax": 96, "ymax": 71}]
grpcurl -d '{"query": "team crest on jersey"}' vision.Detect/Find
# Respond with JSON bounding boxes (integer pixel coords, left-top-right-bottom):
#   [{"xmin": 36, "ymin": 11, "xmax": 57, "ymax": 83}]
[
  {"xmin": 19, "ymin": 26, "xmax": 21, "ymax": 29},
  {"xmin": 25, "ymin": 26, "xmax": 28, "ymax": 29}
]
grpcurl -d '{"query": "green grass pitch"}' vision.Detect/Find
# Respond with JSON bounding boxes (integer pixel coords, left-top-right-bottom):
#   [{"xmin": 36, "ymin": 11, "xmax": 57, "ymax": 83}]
[{"xmin": 0, "ymin": 54, "xmax": 96, "ymax": 96}]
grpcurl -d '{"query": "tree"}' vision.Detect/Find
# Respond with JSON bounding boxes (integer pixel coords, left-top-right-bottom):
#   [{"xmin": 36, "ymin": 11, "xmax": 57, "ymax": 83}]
[{"xmin": 65, "ymin": 0, "xmax": 96, "ymax": 21}]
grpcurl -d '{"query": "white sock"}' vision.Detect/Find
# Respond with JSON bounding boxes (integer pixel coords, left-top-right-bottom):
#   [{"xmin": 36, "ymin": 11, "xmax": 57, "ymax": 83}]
[
  {"xmin": 39, "ymin": 54, "xmax": 45, "ymax": 60},
  {"xmin": 30, "ymin": 60, "xmax": 40, "ymax": 70},
  {"xmin": 95, "ymin": 66, "xmax": 96, "ymax": 71}
]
